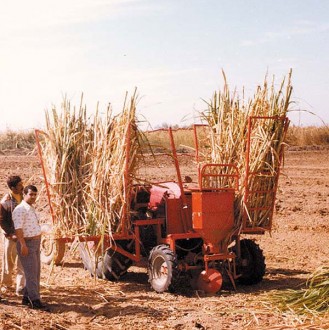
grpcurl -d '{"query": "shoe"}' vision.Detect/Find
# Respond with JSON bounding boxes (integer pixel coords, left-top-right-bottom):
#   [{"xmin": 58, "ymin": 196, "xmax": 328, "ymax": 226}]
[
  {"xmin": 30, "ymin": 299, "xmax": 46, "ymax": 309},
  {"xmin": 16, "ymin": 288, "xmax": 24, "ymax": 296},
  {"xmin": 22, "ymin": 296, "xmax": 30, "ymax": 306}
]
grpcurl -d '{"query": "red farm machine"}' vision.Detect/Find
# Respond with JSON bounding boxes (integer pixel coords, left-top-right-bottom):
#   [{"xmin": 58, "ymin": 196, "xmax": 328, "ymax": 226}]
[{"xmin": 36, "ymin": 115, "xmax": 289, "ymax": 294}]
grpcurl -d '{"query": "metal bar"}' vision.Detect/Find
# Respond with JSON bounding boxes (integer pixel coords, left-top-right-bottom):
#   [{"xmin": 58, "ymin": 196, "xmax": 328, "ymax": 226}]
[
  {"xmin": 200, "ymin": 163, "xmax": 239, "ymax": 190},
  {"xmin": 122, "ymin": 120, "xmax": 131, "ymax": 235},
  {"xmin": 55, "ymin": 233, "xmax": 138, "ymax": 244},
  {"xmin": 198, "ymin": 188, "xmax": 236, "ymax": 192},
  {"xmin": 247, "ymin": 172, "xmax": 276, "ymax": 176},
  {"xmin": 108, "ymin": 244, "xmax": 140, "ymax": 262},
  {"xmin": 202, "ymin": 173, "xmax": 237, "ymax": 177},
  {"xmin": 34, "ymin": 129, "xmax": 56, "ymax": 226},
  {"xmin": 160, "ymin": 232, "xmax": 203, "ymax": 252},
  {"xmin": 192, "ymin": 124, "xmax": 208, "ymax": 163},
  {"xmin": 55, "ymin": 237, "xmax": 76, "ymax": 243},
  {"xmin": 241, "ymin": 227, "xmax": 266, "ymax": 234},
  {"xmin": 243, "ymin": 115, "xmax": 289, "ymax": 231},
  {"xmin": 193, "ymin": 124, "xmax": 200, "ymax": 163},
  {"xmin": 105, "ymin": 223, "xmax": 143, "ymax": 263},
  {"xmin": 168, "ymin": 127, "xmax": 191, "ymax": 232},
  {"xmin": 243, "ymin": 117, "xmax": 252, "ymax": 230},
  {"xmin": 246, "ymin": 190, "xmax": 275, "ymax": 194},
  {"xmin": 163, "ymin": 232, "xmax": 202, "ymax": 241},
  {"xmin": 132, "ymin": 219, "xmax": 165, "ymax": 226},
  {"xmin": 134, "ymin": 225, "xmax": 141, "ymax": 262},
  {"xmin": 268, "ymin": 116, "xmax": 290, "ymax": 229},
  {"xmin": 156, "ymin": 220, "xmax": 162, "ymax": 245},
  {"xmin": 193, "ymin": 124, "xmax": 209, "ymax": 184},
  {"xmin": 204, "ymin": 252, "xmax": 236, "ymax": 262}
]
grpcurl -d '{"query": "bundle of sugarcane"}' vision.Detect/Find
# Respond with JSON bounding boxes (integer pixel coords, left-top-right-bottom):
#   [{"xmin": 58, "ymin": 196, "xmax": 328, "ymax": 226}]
[
  {"xmin": 40, "ymin": 91, "xmax": 142, "ymax": 237},
  {"xmin": 200, "ymin": 72, "xmax": 246, "ymax": 190},
  {"xmin": 85, "ymin": 92, "xmax": 142, "ymax": 235},
  {"xmin": 42, "ymin": 97, "xmax": 92, "ymax": 236},
  {"xmin": 201, "ymin": 70, "xmax": 292, "ymax": 228},
  {"xmin": 268, "ymin": 266, "xmax": 329, "ymax": 316}
]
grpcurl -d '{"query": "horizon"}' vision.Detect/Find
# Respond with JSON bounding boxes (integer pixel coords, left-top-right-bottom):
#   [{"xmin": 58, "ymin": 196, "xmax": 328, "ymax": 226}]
[{"xmin": 1, "ymin": 1, "xmax": 328, "ymax": 131}]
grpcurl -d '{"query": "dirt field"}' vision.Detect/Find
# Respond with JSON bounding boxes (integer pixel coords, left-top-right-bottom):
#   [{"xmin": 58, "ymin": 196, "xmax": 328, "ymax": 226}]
[{"xmin": 0, "ymin": 147, "xmax": 328, "ymax": 329}]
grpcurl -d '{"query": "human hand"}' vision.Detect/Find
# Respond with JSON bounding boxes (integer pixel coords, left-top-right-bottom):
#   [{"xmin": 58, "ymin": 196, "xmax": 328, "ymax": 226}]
[
  {"xmin": 21, "ymin": 244, "xmax": 29, "ymax": 256},
  {"xmin": 7, "ymin": 235, "xmax": 17, "ymax": 242}
]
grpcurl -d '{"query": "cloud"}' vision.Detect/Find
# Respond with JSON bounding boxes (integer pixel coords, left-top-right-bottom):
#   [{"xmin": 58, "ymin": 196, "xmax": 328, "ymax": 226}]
[
  {"xmin": 241, "ymin": 20, "xmax": 329, "ymax": 47},
  {"xmin": 265, "ymin": 20, "xmax": 329, "ymax": 38},
  {"xmin": 0, "ymin": 0, "xmax": 163, "ymax": 34}
]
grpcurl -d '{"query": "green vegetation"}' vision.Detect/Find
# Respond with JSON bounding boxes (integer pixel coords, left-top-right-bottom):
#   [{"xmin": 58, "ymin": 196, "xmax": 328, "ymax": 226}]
[{"xmin": 268, "ymin": 266, "xmax": 329, "ymax": 316}]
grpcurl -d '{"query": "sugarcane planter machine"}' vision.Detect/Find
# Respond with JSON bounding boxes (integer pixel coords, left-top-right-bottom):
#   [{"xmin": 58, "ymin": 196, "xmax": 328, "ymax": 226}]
[{"xmin": 36, "ymin": 115, "xmax": 289, "ymax": 294}]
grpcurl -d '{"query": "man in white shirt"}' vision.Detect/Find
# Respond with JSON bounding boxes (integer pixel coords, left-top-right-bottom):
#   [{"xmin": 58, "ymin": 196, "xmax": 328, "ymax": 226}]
[{"xmin": 13, "ymin": 185, "xmax": 46, "ymax": 309}]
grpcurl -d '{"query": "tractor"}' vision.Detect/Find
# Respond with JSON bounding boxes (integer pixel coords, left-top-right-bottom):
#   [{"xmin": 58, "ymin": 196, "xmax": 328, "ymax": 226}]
[{"xmin": 38, "ymin": 115, "xmax": 289, "ymax": 293}]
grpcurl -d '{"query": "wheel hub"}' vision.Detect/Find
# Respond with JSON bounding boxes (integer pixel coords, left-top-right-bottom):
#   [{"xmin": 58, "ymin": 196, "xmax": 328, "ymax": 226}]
[{"xmin": 196, "ymin": 269, "xmax": 223, "ymax": 293}]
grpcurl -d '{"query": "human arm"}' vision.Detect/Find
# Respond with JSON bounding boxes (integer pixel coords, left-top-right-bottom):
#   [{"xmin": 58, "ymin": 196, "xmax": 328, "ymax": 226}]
[
  {"xmin": 0, "ymin": 198, "xmax": 7, "ymax": 228},
  {"xmin": 0, "ymin": 203, "xmax": 9, "ymax": 237},
  {"xmin": 0, "ymin": 203, "xmax": 3, "ymax": 228},
  {"xmin": 0, "ymin": 195, "xmax": 16, "ymax": 238},
  {"xmin": 13, "ymin": 205, "xmax": 28, "ymax": 256},
  {"xmin": 0, "ymin": 203, "xmax": 17, "ymax": 239},
  {"xmin": 15, "ymin": 228, "xmax": 28, "ymax": 256}
]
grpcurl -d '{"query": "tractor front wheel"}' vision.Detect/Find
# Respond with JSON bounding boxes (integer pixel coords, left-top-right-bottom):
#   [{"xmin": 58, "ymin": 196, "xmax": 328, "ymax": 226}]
[
  {"xmin": 237, "ymin": 239, "xmax": 266, "ymax": 285},
  {"xmin": 148, "ymin": 245, "xmax": 178, "ymax": 293}
]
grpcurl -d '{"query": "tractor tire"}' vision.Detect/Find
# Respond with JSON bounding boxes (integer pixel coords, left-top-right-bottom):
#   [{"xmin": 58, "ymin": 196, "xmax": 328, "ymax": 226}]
[
  {"xmin": 148, "ymin": 244, "xmax": 179, "ymax": 293},
  {"xmin": 97, "ymin": 249, "xmax": 133, "ymax": 281},
  {"xmin": 237, "ymin": 239, "xmax": 266, "ymax": 285},
  {"xmin": 40, "ymin": 234, "xmax": 65, "ymax": 265}
]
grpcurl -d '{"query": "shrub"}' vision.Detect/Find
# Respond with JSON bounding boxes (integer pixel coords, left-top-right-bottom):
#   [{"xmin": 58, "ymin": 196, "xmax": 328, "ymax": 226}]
[{"xmin": 0, "ymin": 129, "xmax": 35, "ymax": 150}]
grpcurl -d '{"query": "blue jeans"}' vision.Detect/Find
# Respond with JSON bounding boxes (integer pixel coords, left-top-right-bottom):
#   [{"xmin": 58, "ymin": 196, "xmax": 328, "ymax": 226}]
[{"xmin": 17, "ymin": 239, "xmax": 41, "ymax": 301}]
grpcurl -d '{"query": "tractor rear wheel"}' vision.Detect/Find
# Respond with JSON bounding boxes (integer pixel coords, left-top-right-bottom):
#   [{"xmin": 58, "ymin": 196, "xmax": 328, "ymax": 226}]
[
  {"xmin": 237, "ymin": 239, "xmax": 266, "ymax": 285},
  {"xmin": 148, "ymin": 245, "xmax": 178, "ymax": 293},
  {"xmin": 97, "ymin": 248, "xmax": 133, "ymax": 281},
  {"xmin": 79, "ymin": 241, "xmax": 133, "ymax": 280}
]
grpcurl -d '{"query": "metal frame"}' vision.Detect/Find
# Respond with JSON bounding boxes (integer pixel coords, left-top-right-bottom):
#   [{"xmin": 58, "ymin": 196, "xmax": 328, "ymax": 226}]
[
  {"xmin": 192, "ymin": 116, "xmax": 290, "ymax": 234},
  {"xmin": 242, "ymin": 116, "xmax": 290, "ymax": 233},
  {"xmin": 35, "ymin": 125, "xmax": 152, "ymax": 263}
]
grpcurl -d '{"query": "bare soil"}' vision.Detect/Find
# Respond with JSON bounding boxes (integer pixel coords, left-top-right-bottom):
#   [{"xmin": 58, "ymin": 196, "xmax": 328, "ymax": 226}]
[{"xmin": 0, "ymin": 147, "xmax": 328, "ymax": 329}]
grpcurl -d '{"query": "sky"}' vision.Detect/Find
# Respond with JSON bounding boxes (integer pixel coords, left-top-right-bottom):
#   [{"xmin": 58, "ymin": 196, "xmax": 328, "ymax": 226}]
[{"xmin": 0, "ymin": 0, "xmax": 328, "ymax": 131}]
